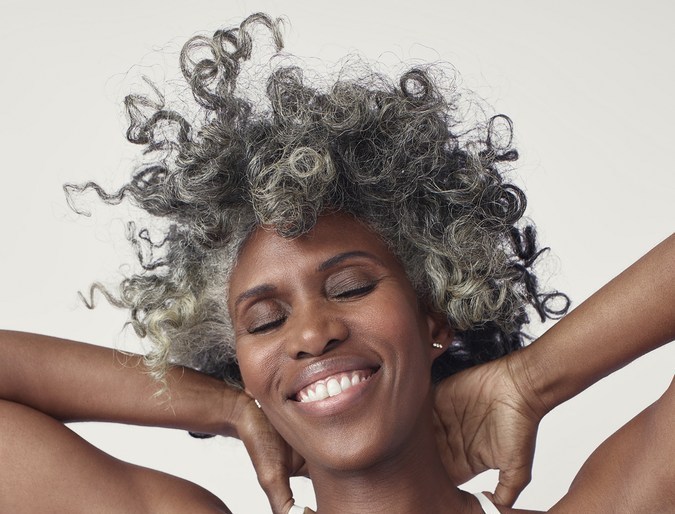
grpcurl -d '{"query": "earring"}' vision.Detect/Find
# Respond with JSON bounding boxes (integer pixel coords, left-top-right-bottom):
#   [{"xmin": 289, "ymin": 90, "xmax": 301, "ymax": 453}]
[
  {"xmin": 432, "ymin": 342, "xmax": 443, "ymax": 349},
  {"xmin": 254, "ymin": 399, "xmax": 261, "ymax": 409}
]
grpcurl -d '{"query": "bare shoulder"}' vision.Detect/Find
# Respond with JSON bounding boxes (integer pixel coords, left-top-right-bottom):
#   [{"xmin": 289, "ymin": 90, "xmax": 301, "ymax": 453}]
[
  {"xmin": 551, "ymin": 378, "xmax": 675, "ymax": 513},
  {"xmin": 0, "ymin": 399, "xmax": 231, "ymax": 514},
  {"xmin": 126, "ymin": 463, "xmax": 233, "ymax": 514}
]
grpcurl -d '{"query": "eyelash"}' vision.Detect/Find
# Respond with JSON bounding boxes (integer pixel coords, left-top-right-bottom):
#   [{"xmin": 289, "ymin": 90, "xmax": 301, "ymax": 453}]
[
  {"xmin": 248, "ymin": 316, "xmax": 286, "ymax": 334},
  {"xmin": 246, "ymin": 278, "xmax": 379, "ymax": 334},
  {"xmin": 332, "ymin": 282, "xmax": 377, "ymax": 299}
]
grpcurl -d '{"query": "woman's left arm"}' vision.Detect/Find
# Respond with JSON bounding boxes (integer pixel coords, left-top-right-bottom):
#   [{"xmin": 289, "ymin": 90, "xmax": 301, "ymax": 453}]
[
  {"xmin": 550, "ymin": 377, "xmax": 674, "ymax": 513},
  {"xmin": 516, "ymin": 233, "xmax": 675, "ymax": 415},
  {"xmin": 434, "ymin": 233, "xmax": 675, "ymax": 505}
]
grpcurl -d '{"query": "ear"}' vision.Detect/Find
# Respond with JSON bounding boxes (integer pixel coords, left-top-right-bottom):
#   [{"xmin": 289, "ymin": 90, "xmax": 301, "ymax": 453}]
[{"xmin": 425, "ymin": 308, "xmax": 454, "ymax": 359}]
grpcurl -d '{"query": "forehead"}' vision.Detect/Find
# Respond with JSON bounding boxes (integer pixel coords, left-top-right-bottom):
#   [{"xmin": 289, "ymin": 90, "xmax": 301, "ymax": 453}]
[{"xmin": 228, "ymin": 213, "xmax": 404, "ymax": 293}]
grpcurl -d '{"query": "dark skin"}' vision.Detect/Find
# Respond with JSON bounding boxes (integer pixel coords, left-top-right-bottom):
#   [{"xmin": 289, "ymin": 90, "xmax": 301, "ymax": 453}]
[
  {"xmin": 230, "ymin": 213, "xmax": 472, "ymax": 513},
  {"xmin": 431, "ymin": 232, "xmax": 675, "ymax": 510},
  {"xmin": 0, "ymin": 217, "xmax": 672, "ymax": 512},
  {"xmin": 231, "ymin": 215, "xmax": 675, "ymax": 513}
]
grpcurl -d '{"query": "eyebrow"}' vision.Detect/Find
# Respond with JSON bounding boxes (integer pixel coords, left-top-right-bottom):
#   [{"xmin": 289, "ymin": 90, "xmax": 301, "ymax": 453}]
[
  {"xmin": 234, "ymin": 284, "xmax": 277, "ymax": 308},
  {"xmin": 316, "ymin": 250, "xmax": 383, "ymax": 272}
]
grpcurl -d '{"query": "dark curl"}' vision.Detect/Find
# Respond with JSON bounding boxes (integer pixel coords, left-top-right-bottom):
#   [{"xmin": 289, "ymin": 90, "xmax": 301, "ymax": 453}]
[{"xmin": 67, "ymin": 13, "xmax": 569, "ymax": 386}]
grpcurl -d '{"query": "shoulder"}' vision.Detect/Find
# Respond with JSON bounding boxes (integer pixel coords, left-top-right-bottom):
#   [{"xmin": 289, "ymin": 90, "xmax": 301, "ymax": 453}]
[
  {"xmin": 126, "ymin": 463, "xmax": 233, "ymax": 514},
  {"xmin": 0, "ymin": 399, "xmax": 231, "ymax": 514},
  {"xmin": 551, "ymin": 377, "xmax": 675, "ymax": 513}
]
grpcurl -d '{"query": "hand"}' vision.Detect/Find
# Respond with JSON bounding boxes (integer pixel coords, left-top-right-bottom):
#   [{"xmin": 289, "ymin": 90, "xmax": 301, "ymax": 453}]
[
  {"xmin": 432, "ymin": 353, "xmax": 549, "ymax": 506},
  {"xmin": 232, "ymin": 394, "xmax": 307, "ymax": 514}
]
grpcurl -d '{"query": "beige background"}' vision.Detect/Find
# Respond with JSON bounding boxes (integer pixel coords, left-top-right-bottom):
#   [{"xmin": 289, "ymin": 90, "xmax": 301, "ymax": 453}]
[{"xmin": 1, "ymin": 1, "xmax": 673, "ymax": 511}]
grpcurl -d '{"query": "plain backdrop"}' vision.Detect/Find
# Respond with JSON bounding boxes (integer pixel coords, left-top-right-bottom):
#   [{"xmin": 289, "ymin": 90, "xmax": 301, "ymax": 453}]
[{"xmin": 1, "ymin": 1, "xmax": 673, "ymax": 512}]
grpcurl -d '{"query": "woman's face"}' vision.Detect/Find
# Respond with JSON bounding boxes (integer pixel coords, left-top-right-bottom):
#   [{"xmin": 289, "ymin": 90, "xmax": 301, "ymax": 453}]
[{"xmin": 229, "ymin": 213, "xmax": 449, "ymax": 471}]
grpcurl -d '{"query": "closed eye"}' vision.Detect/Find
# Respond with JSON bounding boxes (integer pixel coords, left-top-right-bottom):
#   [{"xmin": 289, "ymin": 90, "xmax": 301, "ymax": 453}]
[
  {"xmin": 248, "ymin": 316, "xmax": 286, "ymax": 334},
  {"xmin": 332, "ymin": 282, "xmax": 377, "ymax": 299}
]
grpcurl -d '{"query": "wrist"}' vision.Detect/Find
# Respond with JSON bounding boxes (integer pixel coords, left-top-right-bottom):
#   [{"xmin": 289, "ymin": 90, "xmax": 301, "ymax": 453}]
[
  {"xmin": 506, "ymin": 344, "xmax": 555, "ymax": 419},
  {"xmin": 513, "ymin": 321, "xmax": 592, "ymax": 413},
  {"xmin": 161, "ymin": 366, "xmax": 245, "ymax": 437},
  {"xmin": 218, "ymin": 385, "xmax": 250, "ymax": 438}
]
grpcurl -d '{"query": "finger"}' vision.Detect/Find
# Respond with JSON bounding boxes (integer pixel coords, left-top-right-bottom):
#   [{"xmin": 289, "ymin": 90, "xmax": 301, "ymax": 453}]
[
  {"xmin": 256, "ymin": 465, "xmax": 295, "ymax": 514},
  {"xmin": 493, "ymin": 467, "xmax": 531, "ymax": 507},
  {"xmin": 290, "ymin": 450, "xmax": 309, "ymax": 478},
  {"xmin": 287, "ymin": 505, "xmax": 314, "ymax": 514}
]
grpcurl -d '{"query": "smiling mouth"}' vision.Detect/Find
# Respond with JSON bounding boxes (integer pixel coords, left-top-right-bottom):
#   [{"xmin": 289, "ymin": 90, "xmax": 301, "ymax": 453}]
[{"xmin": 295, "ymin": 368, "xmax": 378, "ymax": 403}]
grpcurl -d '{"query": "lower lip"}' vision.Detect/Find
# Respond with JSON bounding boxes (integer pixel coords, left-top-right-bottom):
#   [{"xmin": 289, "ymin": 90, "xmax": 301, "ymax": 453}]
[{"xmin": 291, "ymin": 369, "xmax": 380, "ymax": 417}]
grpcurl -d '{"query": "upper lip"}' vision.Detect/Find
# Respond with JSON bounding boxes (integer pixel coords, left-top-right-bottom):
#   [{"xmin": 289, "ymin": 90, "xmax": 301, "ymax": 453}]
[{"xmin": 286, "ymin": 355, "xmax": 380, "ymax": 400}]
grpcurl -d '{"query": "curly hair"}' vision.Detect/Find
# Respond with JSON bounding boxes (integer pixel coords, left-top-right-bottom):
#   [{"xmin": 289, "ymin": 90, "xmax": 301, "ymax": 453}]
[{"xmin": 67, "ymin": 13, "xmax": 568, "ymax": 387}]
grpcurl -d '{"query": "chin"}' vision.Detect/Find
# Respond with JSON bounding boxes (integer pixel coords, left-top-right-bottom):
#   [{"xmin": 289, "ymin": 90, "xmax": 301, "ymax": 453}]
[
  {"xmin": 302, "ymin": 432, "xmax": 406, "ymax": 474},
  {"xmin": 283, "ymin": 397, "xmax": 434, "ymax": 475}
]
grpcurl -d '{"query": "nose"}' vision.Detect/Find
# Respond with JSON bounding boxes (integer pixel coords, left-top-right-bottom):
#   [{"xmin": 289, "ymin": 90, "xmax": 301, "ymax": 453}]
[{"xmin": 286, "ymin": 299, "xmax": 349, "ymax": 359}]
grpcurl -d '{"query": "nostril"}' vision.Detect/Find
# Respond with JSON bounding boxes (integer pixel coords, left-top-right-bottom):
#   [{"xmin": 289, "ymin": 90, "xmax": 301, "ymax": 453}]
[
  {"xmin": 295, "ymin": 338, "xmax": 342, "ymax": 359},
  {"xmin": 324, "ymin": 338, "xmax": 341, "ymax": 352}
]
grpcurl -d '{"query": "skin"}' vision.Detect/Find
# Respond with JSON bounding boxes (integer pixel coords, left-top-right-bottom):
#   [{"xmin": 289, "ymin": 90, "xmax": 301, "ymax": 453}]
[
  {"xmin": 0, "ymin": 330, "xmax": 301, "ymax": 514},
  {"xmin": 230, "ymin": 213, "xmax": 479, "ymax": 513},
  {"xmin": 230, "ymin": 216, "xmax": 675, "ymax": 513},
  {"xmin": 0, "ymin": 218, "xmax": 671, "ymax": 512},
  {"xmin": 433, "ymin": 234, "xmax": 675, "ymax": 511}
]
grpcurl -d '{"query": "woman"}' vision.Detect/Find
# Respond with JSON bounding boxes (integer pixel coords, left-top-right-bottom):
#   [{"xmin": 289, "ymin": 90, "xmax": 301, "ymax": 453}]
[{"xmin": 1, "ymin": 12, "xmax": 673, "ymax": 514}]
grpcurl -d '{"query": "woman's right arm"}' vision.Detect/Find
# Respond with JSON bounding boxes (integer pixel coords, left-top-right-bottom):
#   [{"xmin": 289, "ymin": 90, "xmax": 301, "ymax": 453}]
[
  {"xmin": 0, "ymin": 331, "xmax": 300, "ymax": 514},
  {"xmin": 0, "ymin": 397, "xmax": 233, "ymax": 513},
  {"xmin": 0, "ymin": 331, "xmax": 242, "ymax": 512},
  {"xmin": 0, "ymin": 330, "xmax": 241, "ymax": 434}
]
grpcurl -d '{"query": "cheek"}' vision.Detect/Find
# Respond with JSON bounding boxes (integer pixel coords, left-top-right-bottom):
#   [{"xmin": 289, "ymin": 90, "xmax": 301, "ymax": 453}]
[
  {"xmin": 236, "ymin": 343, "xmax": 275, "ymax": 396},
  {"xmin": 362, "ymin": 294, "xmax": 433, "ymax": 370},
  {"xmin": 368, "ymin": 291, "xmax": 428, "ymax": 343}
]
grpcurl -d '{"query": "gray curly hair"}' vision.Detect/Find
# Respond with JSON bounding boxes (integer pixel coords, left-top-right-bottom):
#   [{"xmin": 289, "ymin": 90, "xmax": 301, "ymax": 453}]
[{"xmin": 67, "ymin": 13, "xmax": 568, "ymax": 387}]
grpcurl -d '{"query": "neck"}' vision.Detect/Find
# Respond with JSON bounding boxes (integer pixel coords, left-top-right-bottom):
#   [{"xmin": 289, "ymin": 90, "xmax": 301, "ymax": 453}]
[{"xmin": 307, "ymin": 407, "xmax": 473, "ymax": 514}]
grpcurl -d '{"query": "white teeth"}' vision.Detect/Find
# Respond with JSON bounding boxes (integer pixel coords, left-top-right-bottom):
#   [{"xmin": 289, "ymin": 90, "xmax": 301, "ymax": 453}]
[
  {"xmin": 314, "ymin": 383, "xmax": 329, "ymax": 401},
  {"xmin": 297, "ymin": 369, "xmax": 374, "ymax": 403},
  {"xmin": 326, "ymin": 378, "xmax": 341, "ymax": 397},
  {"xmin": 340, "ymin": 376, "xmax": 352, "ymax": 391}
]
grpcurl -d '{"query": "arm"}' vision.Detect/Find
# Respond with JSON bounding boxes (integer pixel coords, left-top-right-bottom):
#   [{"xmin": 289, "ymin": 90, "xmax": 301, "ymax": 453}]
[
  {"xmin": 0, "ymin": 398, "xmax": 233, "ymax": 514},
  {"xmin": 514, "ymin": 233, "xmax": 675, "ymax": 414},
  {"xmin": 551, "ymin": 377, "xmax": 675, "ymax": 513},
  {"xmin": 434, "ymin": 234, "xmax": 675, "ymax": 505},
  {"xmin": 0, "ymin": 330, "xmax": 240, "ymax": 435},
  {"xmin": 0, "ymin": 331, "xmax": 302, "ymax": 514}
]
